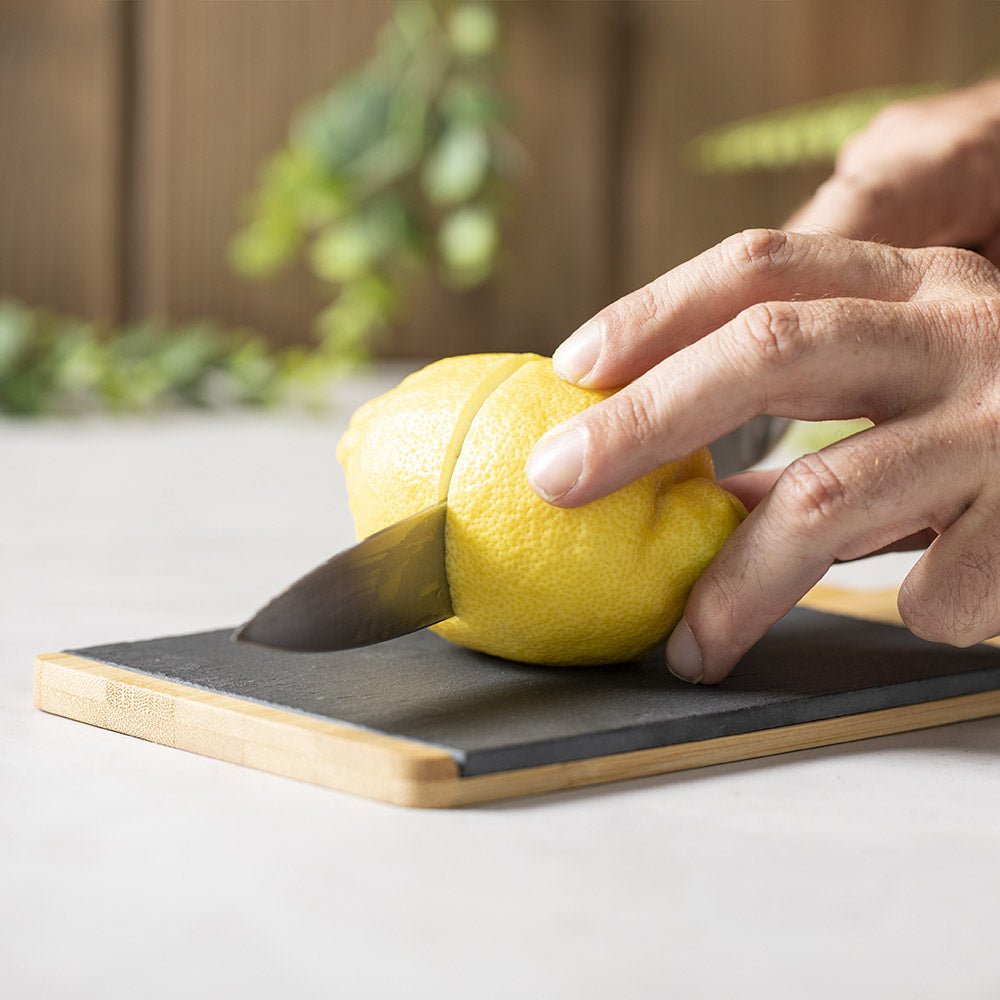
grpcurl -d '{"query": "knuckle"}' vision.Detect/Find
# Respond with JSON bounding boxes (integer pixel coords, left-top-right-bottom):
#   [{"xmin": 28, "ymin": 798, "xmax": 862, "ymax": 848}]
[
  {"xmin": 833, "ymin": 129, "xmax": 876, "ymax": 173},
  {"xmin": 924, "ymin": 246, "xmax": 999, "ymax": 285},
  {"xmin": 738, "ymin": 301, "xmax": 806, "ymax": 367},
  {"xmin": 608, "ymin": 383, "xmax": 661, "ymax": 447},
  {"xmin": 827, "ymin": 170, "xmax": 896, "ymax": 222},
  {"xmin": 776, "ymin": 452, "xmax": 850, "ymax": 526},
  {"xmin": 631, "ymin": 282, "xmax": 664, "ymax": 327},
  {"xmin": 945, "ymin": 129, "xmax": 990, "ymax": 165},
  {"xmin": 724, "ymin": 228, "xmax": 793, "ymax": 276},
  {"xmin": 868, "ymin": 101, "xmax": 920, "ymax": 132},
  {"xmin": 957, "ymin": 294, "xmax": 1000, "ymax": 331},
  {"xmin": 603, "ymin": 281, "xmax": 670, "ymax": 339}
]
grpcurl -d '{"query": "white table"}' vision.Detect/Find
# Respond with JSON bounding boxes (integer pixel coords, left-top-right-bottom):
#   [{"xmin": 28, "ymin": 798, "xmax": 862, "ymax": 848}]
[{"xmin": 4, "ymin": 365, "xmax": 999, "ymax": 1000}]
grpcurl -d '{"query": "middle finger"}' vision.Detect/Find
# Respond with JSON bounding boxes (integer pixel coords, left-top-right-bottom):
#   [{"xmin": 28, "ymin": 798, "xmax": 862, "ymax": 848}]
[
  {"xmin": 553, "ymin": 229, "xmax": 922, "ymax": 388},
  {"xmin": 528, "ymin": 298, "xmax": 945, "ymax": 507}
]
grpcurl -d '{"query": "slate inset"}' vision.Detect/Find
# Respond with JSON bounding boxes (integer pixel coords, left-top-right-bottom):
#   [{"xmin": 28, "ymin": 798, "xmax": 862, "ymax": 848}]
[{"xmin": 69, "ymin": 608, "xmax": 1000, "ymax": 777}]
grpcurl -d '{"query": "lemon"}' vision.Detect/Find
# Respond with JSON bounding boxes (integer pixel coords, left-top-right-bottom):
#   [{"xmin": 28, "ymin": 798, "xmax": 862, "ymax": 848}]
[{"xmin": 337, "ymin": 353, "xmax": 745, "ymax": 665}]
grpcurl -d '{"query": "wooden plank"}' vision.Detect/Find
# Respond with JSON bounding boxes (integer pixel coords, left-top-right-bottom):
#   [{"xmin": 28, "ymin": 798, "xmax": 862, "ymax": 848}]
[
  {"xmin": 0, "ymin": 0, "xmax": 125, "ymax": 321},
  {"xmin": 614, "ymin": 0, "xmax": 777, "ymax": 294},
  {"xmin": 392, "ymin": 1, "xmax": 619, "ymax": 357},
  {"xmin": 6, "ymin": 0, "xmax": 998, "ymax": 347},
  {"xmin": 129, "ymin": 0, "xmax": 392, "ymax": 341},
  {"xmin": 615, "ymin": 0, "xmax": 1000, "ymax": 295},
  {"xmin": 130, "ymin": 0, "xmax": 618, "ymax": 356}
]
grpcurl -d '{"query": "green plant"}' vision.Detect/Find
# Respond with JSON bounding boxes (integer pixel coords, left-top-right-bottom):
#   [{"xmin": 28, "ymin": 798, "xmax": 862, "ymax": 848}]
[
  {"xmin": 230, "ymin": 0, "xmax": 512, "ymax": 361},
  {"xmin": 0, "ymin": 1, "xmax": 512, "ymax": 417},
  {"xmin": 690, "ymin": 83, "xmax": 945, "ymax": 457},
  {"xmin": 0, "ymin": 298, "xmax": 339, "ymax": 415},
  {"xmin": 689, "ymin": 84, "xmax": 943, "ymax": 174}
]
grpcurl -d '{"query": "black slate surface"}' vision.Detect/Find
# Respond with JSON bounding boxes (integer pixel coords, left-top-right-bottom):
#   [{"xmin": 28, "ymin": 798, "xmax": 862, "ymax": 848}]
[{"xmin": 69, "ymin": 608, "xmax": 1000, "ymax": 777}]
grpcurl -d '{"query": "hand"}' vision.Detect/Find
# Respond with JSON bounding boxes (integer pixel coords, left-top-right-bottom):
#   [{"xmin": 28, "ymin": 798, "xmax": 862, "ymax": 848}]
[
  {"xmin": 787, "ymin": 78, "xmax": 1000, "ymax": 261},
  {"xmin": 525, "ymin": 229, "xmax": 1000, "ymax": 683}
]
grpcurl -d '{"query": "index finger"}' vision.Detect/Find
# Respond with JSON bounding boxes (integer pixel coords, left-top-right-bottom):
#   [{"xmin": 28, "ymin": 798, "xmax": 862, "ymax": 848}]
[
  {"xmin": 527, "ymin": 297, "xmax": 942, "ymax": 508},
  {"xmin": 554, "ymin": 229, "xmax": 921, "ymax": 389}
]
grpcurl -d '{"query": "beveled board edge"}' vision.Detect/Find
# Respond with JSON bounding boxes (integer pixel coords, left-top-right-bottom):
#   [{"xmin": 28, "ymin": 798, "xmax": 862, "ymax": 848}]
[
  {"xmin": 33, "ymin": 651, "xmax": 459, "ymax": 808},
  {"xmin": 34, "ymin": 586, "xmax": 1000, "ymax": 808}
]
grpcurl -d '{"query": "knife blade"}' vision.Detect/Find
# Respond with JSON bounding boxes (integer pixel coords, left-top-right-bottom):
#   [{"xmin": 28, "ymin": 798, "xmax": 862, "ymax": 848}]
[{"xmin": 234, "ymin": 500, "xmax": 451, "ymax": 652}]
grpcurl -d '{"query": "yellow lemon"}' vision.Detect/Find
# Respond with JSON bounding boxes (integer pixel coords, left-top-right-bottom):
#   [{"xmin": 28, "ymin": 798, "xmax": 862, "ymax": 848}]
[{"xmin": 337, "ymin": 353, "xmax": 745, "ymax": 665}]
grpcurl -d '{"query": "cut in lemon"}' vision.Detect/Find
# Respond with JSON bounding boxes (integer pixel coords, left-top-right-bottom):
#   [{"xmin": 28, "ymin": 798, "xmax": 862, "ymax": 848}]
[{"xmin": 337, "ymin": 354, "xmax": 744, "ymax": 665}]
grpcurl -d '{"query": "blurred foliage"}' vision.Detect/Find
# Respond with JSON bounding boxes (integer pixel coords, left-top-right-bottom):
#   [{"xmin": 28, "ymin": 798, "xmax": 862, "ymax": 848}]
[
  {"xmin": 0, "ymin": 299, "xmax": 346, "ymax": 416},
  {"xmin": 230, "ymin": 0, "xmax": 513, "ymax": 359},
  {"xmin": 777, "ymin": 417, "xmax": 873, "ymax": 458},
  {"xmin": 689, "ymin": 84, "xmax": 944, "ymax": 173},
  {"xmin": 692, "ymin": 84, "xmax": 943, "ymax": 457},
  {"xmin": 3, "ymin": 1, "xmax": 511, "ymax": 417}
]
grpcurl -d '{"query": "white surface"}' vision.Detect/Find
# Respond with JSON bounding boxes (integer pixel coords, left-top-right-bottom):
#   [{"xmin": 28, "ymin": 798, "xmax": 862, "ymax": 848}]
[{"xmin": 3, "ymin": 369, "xmax": 999, "ymax": 1000}]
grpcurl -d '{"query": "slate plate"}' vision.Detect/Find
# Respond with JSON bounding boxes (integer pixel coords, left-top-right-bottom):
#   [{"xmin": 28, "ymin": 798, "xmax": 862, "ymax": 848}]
[{"xmin": 68, "ymin": 607, "xmax": 1000, "ymax": 777}]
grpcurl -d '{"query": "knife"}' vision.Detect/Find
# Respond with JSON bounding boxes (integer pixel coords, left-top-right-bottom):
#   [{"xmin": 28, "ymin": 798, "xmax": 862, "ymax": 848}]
[
  {"xmin": 234, "ymin": 500, "xmax": 451, "ymax": 652},
  {"xmin": 234, "ymin": 417, "xmax": 791, "ymax": 653}
]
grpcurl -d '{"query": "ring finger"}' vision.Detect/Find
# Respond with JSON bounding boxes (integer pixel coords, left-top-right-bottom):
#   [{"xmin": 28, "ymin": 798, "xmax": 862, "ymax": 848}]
[{"xmin": 667, "ymin": 418, "xmax": 978, "ymax": 684}]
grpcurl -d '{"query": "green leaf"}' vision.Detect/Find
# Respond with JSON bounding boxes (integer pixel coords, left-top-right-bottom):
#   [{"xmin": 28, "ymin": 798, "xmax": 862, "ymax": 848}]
[
  {"xmin": 225, "ymin": 0, "xmax": 509, "ymax": 366},
  {"xmin": 310, "ymin": 221, "xmax": 380, "ymax": 283},
  {"xmin": 422, "ymin": 125, "xmax": 490, "ymax": 205},
  {"xmin": 441, "ymin": 79, "xmax": 506, "ymax": 126},
  {"xmin": 438, "ymin": 204, "xmax": 498, "ymax": 286},
  {"xmin": 689, "ymin": 84, "xmax": 945, "ymax": 173},
  {"xmin": 229, "ymin": 218, "xmax": 298, "ymax": 277},
  {"xmin": 0, "ymin": 298, "xmax": 357, "ymax": 416},
  {"xmin": 448, "ymin": 3, "xmax": 499, "ymax": 58},
  {"xmin": 0, "ymin": 300, "xmax": 33, "ymax": 373},
  {"xmin": 293, "ymin": 73, "xmax": 394, "ymax": 171}
]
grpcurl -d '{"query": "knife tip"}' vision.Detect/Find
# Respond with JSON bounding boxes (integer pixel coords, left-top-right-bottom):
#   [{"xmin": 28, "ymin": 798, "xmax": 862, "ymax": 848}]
[{"xmin": 230, "ymin": 621, "xmax": 255, "ymax": 645}]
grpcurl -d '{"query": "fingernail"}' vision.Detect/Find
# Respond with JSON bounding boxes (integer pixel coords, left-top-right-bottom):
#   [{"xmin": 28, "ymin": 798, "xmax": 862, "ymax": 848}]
[
  {"xmin": 552, "ymin": 323, "xmax": 601, "ymax": 384},
  {"xmin": 526, "ymin": 427, "xmax": 584, "ymax": 501},
  {"xmin": 666, "ymin": 618, "xmax": 703, "ymax": 684}
]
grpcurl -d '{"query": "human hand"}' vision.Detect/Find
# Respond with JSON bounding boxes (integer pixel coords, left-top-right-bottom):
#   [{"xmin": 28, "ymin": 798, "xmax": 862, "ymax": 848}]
[
  {"xmin": 525, "ymin": 229, "xmax": 1000, "ymax": 683},
  {"xmin": 787, "ymin": 78, "xmax": 1000, "ymax": 261}
]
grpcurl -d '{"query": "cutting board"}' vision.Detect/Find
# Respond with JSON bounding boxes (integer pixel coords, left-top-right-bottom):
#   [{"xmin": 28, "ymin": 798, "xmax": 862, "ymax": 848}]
[{"xmin": 34, "ymin": 587, "xmax": 1000, "ymax": 808}]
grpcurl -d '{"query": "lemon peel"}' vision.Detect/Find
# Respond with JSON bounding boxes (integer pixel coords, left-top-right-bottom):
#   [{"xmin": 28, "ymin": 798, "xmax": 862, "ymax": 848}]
[{"xmin": 338, "ymin": 354, "xmax": 745, "ymax": 665}]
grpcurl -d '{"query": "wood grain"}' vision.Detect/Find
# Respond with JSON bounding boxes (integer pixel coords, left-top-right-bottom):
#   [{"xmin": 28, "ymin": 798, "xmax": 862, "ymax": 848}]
[
  {"xmin": 34, "ymin": 651, "xmax": 458, "ymax": 809},
  {"xmin": 391, "ymin": 1, "xmax": 620, "ymax": 357},
  {"xmin": 6, "ymin": 1, "xmax": 1000, "ymax": 353},
  {"xmin": 129, "ymin": 0, "xmax": 620, "ymax": 354},
  {"xmin": 0, "ymin": 0, "xmax": 126, "ymax": 321},
  {"xmin": 129, "ymin": 0, "xmax": 391, "ymax": 341},
  {"xmin": 34, "ymin": 586, "xmax": 1000, "ymax": 809},
  {"xmin": 614, "ymin": 0, "xmax": 1000, "ymax": 295}
]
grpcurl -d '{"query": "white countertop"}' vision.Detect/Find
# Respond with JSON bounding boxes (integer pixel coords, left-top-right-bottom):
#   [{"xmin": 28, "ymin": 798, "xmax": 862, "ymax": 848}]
[{"xmin": 3, "ymin": 365, "xmax": 999, "ymax": 1000}]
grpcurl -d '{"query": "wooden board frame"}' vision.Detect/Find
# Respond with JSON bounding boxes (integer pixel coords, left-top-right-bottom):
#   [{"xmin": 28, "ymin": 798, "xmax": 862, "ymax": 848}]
[{"xmin": 34, "ymin": 586, "xmax": 1000, "ymax": 808}]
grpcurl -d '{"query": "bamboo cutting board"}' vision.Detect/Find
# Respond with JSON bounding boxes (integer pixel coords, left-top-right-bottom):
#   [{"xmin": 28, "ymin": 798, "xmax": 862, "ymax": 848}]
[{"xmin": 34, "ymin": 587, "xmax": 1000, "ymax": 808}]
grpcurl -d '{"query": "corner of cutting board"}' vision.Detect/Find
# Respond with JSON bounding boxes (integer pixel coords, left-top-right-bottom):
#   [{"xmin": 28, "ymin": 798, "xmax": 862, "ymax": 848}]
[{"xmin": 32, "ymin": 650, "xmax": 465, "ymax": 808}]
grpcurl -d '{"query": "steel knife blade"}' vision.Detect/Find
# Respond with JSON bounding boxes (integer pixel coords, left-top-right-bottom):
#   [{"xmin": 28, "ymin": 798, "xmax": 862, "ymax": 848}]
[{"xmin": 234, "ymin": 500, "xmax": 451, "ymax": 652}]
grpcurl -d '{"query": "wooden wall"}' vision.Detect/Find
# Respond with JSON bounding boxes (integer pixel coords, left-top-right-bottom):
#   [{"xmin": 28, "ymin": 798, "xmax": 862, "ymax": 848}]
[{"xmin": 2, "ymin": 0, "xmax": 999, "ymax": 357}]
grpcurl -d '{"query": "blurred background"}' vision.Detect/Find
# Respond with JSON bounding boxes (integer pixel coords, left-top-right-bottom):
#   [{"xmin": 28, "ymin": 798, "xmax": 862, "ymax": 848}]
[{"xmin": 2, "ymin": 0, "xmax": 999, "ymax": 414}]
